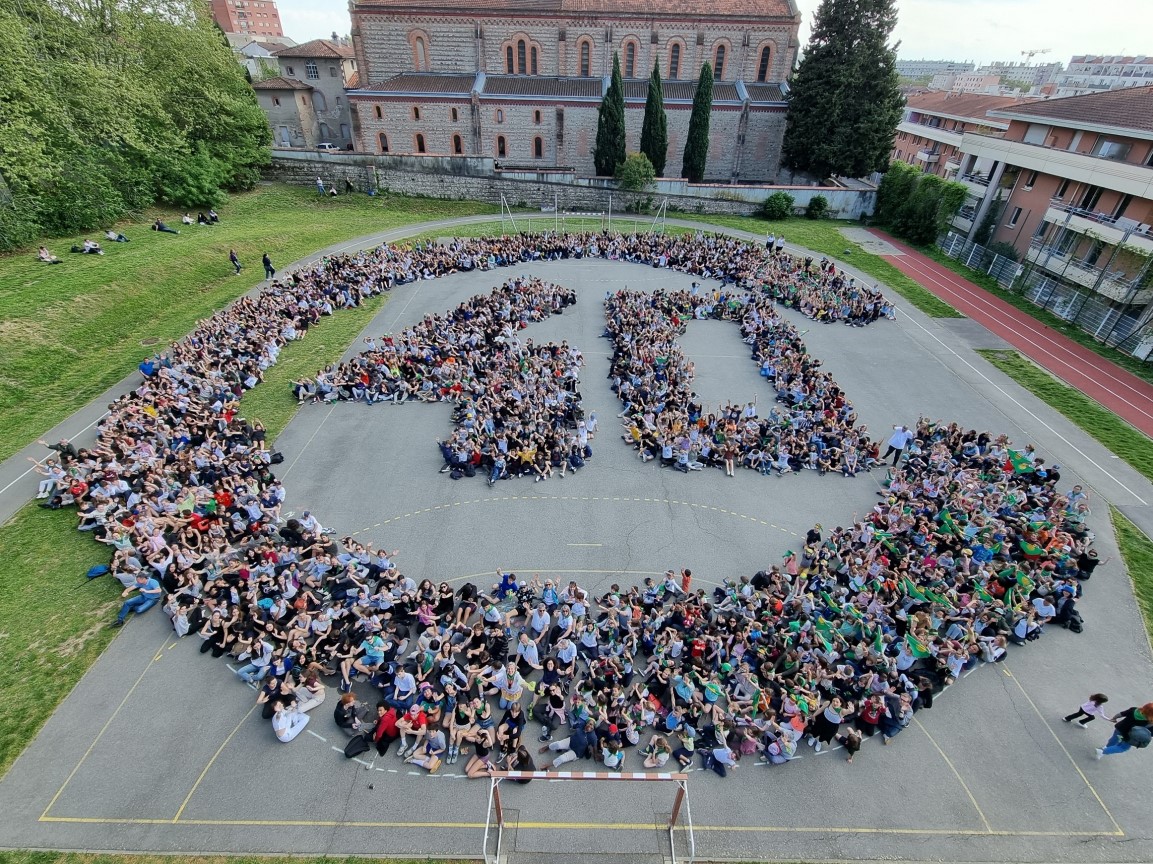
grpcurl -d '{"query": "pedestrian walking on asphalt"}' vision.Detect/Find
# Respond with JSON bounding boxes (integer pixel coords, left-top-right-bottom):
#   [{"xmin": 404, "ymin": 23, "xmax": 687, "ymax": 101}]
[
  {"xmin": 1095, "ymin": 702, "xmax": 1153, "ymax": 759},
  {"xmin": 1064, "ymin": 693, "xmax": 1113, "ymax": 728},
  {"xmin": 263, "ymin": 252, "xmax": 275, "ymax": 280},
  {"xmin": 229, "ymin": 249, "xmax": 242, "ymax": 274}
]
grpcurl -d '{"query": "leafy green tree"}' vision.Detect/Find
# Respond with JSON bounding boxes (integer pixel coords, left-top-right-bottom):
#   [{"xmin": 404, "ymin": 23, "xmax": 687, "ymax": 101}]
[
  {"xmin": 639, "ymin": 62, "xmax": 668, "ymax": 176},
  {"xmin": 805, "ymin": 194, "xmax": 830, "ymax": 219},
  {"xmin": 781, "ymin": 0, "xmax": 904, "ymax": 179},
  {"xmin": 874, "ymin": 161, "xmax": 920, "ymax": 225},
  {"xmin": 616, "ymin": 152, "xmax": 655, "ymax": 191},
  {"xmin": 761, "ymin": 191, "xmax": 795, "ymax": 220},
  {"xmin": 682, "ymin": 62, "xmax": 714, "ymax": 183},
  {"xmin": 594, "ymin": 53, "xmax": 627, "ymax": 177}
]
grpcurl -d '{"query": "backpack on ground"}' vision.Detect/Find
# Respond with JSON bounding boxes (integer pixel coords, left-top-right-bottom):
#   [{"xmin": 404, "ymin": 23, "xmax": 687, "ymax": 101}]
[
  {"xmin": 449, "ymin": 468, "xmax": 464, "ymax": 480},
  {"xmin": 1064, "ymin": 611, "xmax": 1084, "ymax": 634},
  {"xmin": 464, "ymin": 464, "xmax": 476, "ymax": 478},
  {"xmin": 344, "ymin": 733, "xmax": 371, "ymax": 758},
  {"xmin": 86, "ymin": 564, "xmax": 109, "ymax": 580}
]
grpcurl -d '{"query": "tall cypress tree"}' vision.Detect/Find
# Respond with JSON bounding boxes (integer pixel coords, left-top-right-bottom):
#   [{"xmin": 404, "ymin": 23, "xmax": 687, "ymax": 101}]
[
  {"xmin": 781, "ymin": 0, "xmax": 904, "ymax": 179},
  {"xmin": 639, "ymin": 61, "xmax": 668, "ymax": 177},
  {"xmin": 682, "ymin": 61, "xmax": 713, "ymax": 183},
  {"xmin": 594, "ymin": 52, "xmax": 626, "ymax": 177}
]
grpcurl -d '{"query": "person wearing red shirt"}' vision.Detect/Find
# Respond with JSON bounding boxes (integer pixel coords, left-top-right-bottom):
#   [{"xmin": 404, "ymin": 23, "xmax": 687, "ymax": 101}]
[
  {"xmin": 372, "ymin": 702, "xmax": 401, "ymax": 756},
  {"xmin": 396, "ymin": 703, "xmax": 428, "ymax": 758}
]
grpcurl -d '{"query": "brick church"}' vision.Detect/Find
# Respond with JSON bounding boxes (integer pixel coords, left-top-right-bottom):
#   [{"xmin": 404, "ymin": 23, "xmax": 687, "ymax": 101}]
[{"xmin": 346, "ymin": 0, "xmax": 801, "ymax": 182}]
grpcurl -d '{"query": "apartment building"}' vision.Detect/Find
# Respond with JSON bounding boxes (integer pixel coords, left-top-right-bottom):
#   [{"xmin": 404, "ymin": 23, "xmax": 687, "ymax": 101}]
[
  {"xmin": 892, "ymin": 91, "xmax": 1023, "ymax": 184},
  {"xmin": 929, "ymin": 72, "xmax": 1001, "ymax": 94},
  {"xmin": 895, "ymin": 59, "xmax": 973, "ymax": 80},
  {"xmin": 1054, "ymin": 55, "xmax": 1153, "ymax": 97},
  {"xmin": 955, "ymin": 86, "xmax": 1153, "ymax": 314},
  {"xmin": 209, "ymin": 0, "xmax": 284, "ymax": 38}
]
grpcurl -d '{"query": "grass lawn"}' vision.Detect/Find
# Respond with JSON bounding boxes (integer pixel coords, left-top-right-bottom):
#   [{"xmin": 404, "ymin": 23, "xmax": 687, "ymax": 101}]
[
  {"xmin": 977, "ymin": 349, "xmax": 1153, "ymax": 483},
  {"xmin": 1111, "ymin": 506, "xmax": 1153, "ymax": 643},
  {"xmin": 0, "ymin": 183, "xmax": 496, "ymax": 462},
  {"xmin": 0, "ymin": 855, "xmax": 467, "ymax": 864}
]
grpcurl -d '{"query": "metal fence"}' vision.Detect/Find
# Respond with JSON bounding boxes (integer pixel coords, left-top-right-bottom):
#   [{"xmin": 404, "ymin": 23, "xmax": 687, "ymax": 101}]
[{"xmin": 937, "ymin": 231, "xmax": 1146, "ymax": 352}]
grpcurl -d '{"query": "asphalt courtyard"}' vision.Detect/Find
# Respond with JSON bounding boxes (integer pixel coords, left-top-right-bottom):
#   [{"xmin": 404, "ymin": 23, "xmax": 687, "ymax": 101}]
[{"xmin": 2, "ymin": 233, "xmax": 1153, "ymax": 863}]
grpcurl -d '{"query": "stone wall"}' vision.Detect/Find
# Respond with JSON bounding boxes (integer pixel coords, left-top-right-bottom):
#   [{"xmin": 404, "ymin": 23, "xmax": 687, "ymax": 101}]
[{"xmin": 267, "ymin": 152, "xmax": 876, "ymax": 220}]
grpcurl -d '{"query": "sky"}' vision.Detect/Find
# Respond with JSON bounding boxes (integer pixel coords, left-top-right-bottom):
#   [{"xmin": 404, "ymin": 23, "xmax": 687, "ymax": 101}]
[{"xmin": 276, "ymin": 0, "xmax": 1151, "ymax": 66}]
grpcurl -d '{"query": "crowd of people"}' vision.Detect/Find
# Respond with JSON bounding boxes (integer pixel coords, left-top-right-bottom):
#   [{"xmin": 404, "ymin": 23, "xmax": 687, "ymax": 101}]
[{"xmin": 32, "ymin": 228, "xmax": 1136, "ymax": 783}]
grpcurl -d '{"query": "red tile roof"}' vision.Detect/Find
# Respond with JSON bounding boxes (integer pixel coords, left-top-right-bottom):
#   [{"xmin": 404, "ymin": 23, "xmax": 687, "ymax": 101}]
[
  {"xmin": 356, "ymin": 73, "xmax": 477, "ymax": 94},
  {"xmin": 482, "ymin": 75, "xmax": 602, "ymax": 98},
  {"xmin": 252, "ymin": 76, "xmax": 313, "ymax": 91},
  {"xmin": 272, "ymin": 39, "xmax": 355, "ymax": 59},
  {"xmin": 622, "ymin": 79, "xmax": 742, "ymax": 102},
  {"xmin": 904, "ymin": 90, "xmax": 1028, "ymax": 124},
  {"xmin": 992, "ymin": 85, "xmax": 1153, "ymax": 134},
  {"xmin": 352, "ymin": 0, "xmax": 794, "ymax": 17},
  {"xmin": 345, "ymin": 70, "xmax": 361, "ymax": 89}
]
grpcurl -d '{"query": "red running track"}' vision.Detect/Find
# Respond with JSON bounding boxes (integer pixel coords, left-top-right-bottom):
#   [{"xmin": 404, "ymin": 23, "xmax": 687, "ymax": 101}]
[{"xmin": 868, "ymin": 229, "xmax": 1153, "ymax": 439}]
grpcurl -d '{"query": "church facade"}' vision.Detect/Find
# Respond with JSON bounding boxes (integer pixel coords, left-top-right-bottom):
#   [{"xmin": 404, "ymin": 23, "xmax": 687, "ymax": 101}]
[{"xmin": 346, "ymin": 0, "xmax": 801, "ymax": 182}]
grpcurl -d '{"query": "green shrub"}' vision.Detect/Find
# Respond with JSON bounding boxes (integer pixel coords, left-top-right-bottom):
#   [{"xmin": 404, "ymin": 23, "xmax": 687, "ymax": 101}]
[
  {"xmin": 805, "ymin": 194, "xmax": 830, "ymax": 219},
  {"xmin": 761, "ymin": 191, "xmax": 795, "ymax": 221}
]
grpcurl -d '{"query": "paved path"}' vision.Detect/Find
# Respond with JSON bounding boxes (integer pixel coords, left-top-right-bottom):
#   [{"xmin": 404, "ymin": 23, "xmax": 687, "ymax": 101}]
[{"xmin": 869, "ymin": 229, "xmax": 1153, "ymax": 439}]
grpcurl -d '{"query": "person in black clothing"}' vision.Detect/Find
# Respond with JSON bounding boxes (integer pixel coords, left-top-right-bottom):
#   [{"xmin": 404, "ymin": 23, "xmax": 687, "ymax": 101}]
[
  {"xmin": 263, "ymin": 253, "xmax": 276, "ymax": 280},
  {"xmin": 230, "ymin": 249, "xmax": 242, "ymax": 274},
  {"xmin": 1096, "ymin": 702, "xmax": 1153, "ymax": 759}
]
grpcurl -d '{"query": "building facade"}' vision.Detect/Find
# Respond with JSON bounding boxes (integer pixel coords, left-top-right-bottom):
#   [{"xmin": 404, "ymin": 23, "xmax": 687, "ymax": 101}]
[
  {"xmin": 209, "ymin": 0, "xmax": 284, "ymax": 37},
  {"xmin": 345, "ymin": 0, "xmax": 801, "ymax": 182},
  {"xmin": 929, "ymin": 72, "xmax": 1001, "ymax": 95},
  {"xmin": 895, "ymin": 59, "xmax": 973, "ymax": 80},
  {"xmin": 954, "ymin": 86, "xmax": 1153, "ymax": 312},
  {"xmin": 258, "ymin": 40, "xmax": 359, "ymax": 150},
  {"xmin": 1054, "ymin": 55, "xmax": 1153, "ymax": 97},
  {"xmin": 976, "ymin": 60, "xmax": 1063, "ymax": 89}
]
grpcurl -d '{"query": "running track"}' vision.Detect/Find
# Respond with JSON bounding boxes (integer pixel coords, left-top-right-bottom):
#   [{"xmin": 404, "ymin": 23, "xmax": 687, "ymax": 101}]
[{"xmin": 868, "ymin": 229, "xmax": 1153, "ymax": 439}]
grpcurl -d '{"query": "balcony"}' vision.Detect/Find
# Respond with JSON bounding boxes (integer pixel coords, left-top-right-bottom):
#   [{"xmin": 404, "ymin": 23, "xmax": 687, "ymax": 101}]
[
  {"xmin": 959, "ymin": 133, "xmax": 1153, "ymax": 199},
  {"xmin": 897, "ymin": 121, "xmax": 963, "ymax": 149},
  {"xmin": 958, "ymin": 172, "xmax": 993, "ymax": 198},
  {"xmin": 916, "ymin": 149, "xmax": 941, "ymax": 164},
  {"xmin": 1026, "ymin": 240, "xmax": 1153, "ymax": 303},
  {"xmin": 1042, "ymin": 202, "xmax": 1153, "ymax": 254}
]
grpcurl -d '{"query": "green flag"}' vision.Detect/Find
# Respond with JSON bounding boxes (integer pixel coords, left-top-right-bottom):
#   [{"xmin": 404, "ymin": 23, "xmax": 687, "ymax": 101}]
[
  {"xmin": 1007, "ymin": 449, "xmax": 1032, "ymax": 474},
  {"xmin": 905, "ymin": 633, "xmax": 932, "ymax": 658}
]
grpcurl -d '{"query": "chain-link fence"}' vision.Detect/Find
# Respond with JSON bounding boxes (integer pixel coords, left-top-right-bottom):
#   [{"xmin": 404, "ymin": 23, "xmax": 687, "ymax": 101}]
[{"xmin": 937, "ymin": 231, "xmax": 1148, "ymax": 353}]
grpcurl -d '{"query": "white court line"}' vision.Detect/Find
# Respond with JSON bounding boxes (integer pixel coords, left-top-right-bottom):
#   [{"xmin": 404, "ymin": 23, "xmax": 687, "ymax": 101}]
[
  {"xmin": 897, "ymin": 309, "xmax": 1149, "ymax": 506},
  {"xmin": 306, "ymin": 730, "xmax": 327, "ymax": 742},
  {"xmin": 0, "ymin": 411, "xmax": 109, "ymax": 498},
  {"xmin": 895, "ymin": 253, "xmax": 1153, "ymax": 421}
]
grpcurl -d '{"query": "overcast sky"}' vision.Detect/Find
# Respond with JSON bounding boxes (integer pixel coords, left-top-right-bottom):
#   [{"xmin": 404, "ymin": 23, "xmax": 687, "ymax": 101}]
[{"xmin": 277, "ymin": 0, "xmax": 1150, "ymax": 67}]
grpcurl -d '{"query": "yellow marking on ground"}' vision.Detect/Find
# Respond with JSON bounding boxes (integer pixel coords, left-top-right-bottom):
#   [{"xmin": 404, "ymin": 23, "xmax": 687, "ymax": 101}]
[
  {"xmin": 171, "ymin": 704, "xmax": 258, "ymax": 822},
  {"xmin": 913, "ymin": 716, "xmax": 992, "ymax": 833}
]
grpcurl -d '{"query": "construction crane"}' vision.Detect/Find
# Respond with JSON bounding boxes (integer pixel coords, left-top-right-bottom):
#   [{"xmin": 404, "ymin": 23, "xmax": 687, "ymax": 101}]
[{"xmin": 1021, "ymin": 48, "xmax": 1051, "ymax": 62}]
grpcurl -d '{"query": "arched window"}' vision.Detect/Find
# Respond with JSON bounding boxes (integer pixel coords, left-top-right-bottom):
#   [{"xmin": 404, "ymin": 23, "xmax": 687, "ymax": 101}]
[
  {"xmin": 453, "ymin": 134, "xmax": 463, "ymax": 155},
  {"xmin": 506, "ymin": 45, "xmax": 514, "ymax": 73},
  {"xmin": 756, "ymin": 46, "xmax": 771, "ymax": 82},
  {"xmin": 530, "ymin": 46, "xmax": 538, "ymax": 75},
  {"xmin": 319, "ymin": 122, "xmax": 331, "ymax": 140},
  {"xmin": 534, "ymin": 136, "xmax": 543, "ymax": 158},
  {"xmin": 374, "ymin": 105, "xmax": 382, "ymax": 119},
  {"xmin": 415, "ymin": 133, "xmax": 426, "ymax": 153},
  {"xmin": 533, "ymin": 109, "xmax": 541, "ymax": 124},
  {"xmin": 451, "ymin": 107, "xmax": 459, "ymax": 122},
  {"xmin": 669, "ymin": 43, "xmax": 681, "ymax": 79},
  {"xmin": 378, "ymin": 133, "xmax": 389, "ymax": 153},
  {"xmin": 495, "ymin": 108, "xmax": 504, "ymax": 124},
  {"xmin": 496, "ymin": 136, "xmax": 507, "ymax": 158},
  {"xmin": 412, "ymin": 106, "xmax": 420, "ymax": 121},
  {"xmin": 624, "ymin": 41, "xmax": 636, "ymax": 77},
  {"xmin": 313, "ymin": 91, "xmax": 327, "ymax": 111},
  {"xmin": 517, "ymin": 39, "xmax": 527, "ymax": 74},
  {"xmin": 579, "ymin": 39, "xmax": 591, "ymax": 77},
  {"xmin": 415, "ymin": 36, "xmax": 427, "ymax": 70},
  {"xmin": 714, "ymin": 44, "xmax": 726, "ymax": 78},
  {"xmin": 305, "ymin": 61, "xmax": 318, "ymax": 79}
]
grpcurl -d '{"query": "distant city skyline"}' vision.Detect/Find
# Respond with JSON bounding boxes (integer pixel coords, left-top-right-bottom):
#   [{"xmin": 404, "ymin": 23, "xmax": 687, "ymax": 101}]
[{"xmin": 272, "ymin": 0, "xmax": 1150, "ymax": 69}]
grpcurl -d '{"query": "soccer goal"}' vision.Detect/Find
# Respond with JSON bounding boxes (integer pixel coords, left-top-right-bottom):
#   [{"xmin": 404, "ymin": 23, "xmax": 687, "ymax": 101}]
[{"xmin": 481, "ymin": 769, "xmax": 694, "ymax": 864}]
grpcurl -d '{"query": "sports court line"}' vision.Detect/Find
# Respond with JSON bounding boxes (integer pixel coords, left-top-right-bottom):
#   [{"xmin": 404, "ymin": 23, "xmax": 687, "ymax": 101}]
[
  {"xmin": 39, "ymin": 636, "xmax": 176, "ymax": 820},
  {"xmin": 171, "ymin": 703, "xmax": 258, "ymax": 822},
  {"xmin": 34, "ymin": 814, "xmax": 1121, "ymax": 837},
  {"xmin": 912, "ymin": 716, "xmax": 992, "ymax": 833}
]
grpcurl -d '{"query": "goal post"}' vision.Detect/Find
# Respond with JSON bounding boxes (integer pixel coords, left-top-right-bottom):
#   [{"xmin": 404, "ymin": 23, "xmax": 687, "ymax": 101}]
[{"xmin": 483, "ymin": 770, "xmax": 694, "ymax": 864}]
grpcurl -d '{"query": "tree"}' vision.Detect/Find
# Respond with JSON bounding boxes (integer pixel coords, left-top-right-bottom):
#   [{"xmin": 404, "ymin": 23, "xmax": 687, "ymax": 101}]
[
  {"xmin": 874, "ymin": 161, "xmax": 920, "ymax": 225},
  {"xmin": 639, "ymin": 61, "xmax": 668, "ymax": 176},
  {"xmin": 781, "ymin": 0, "xmax": 904, "ymax": 179},
  {"xmin": 805, "ymin": 194, "xmax": 830, "ymax": 219},
  {"xmin": 616, "ymin": 152, "xmax": 655, "ymax": 191},
  {"xmin": 761, "ymin": 191, "xmax": 795, "ymax": 220},
  {"xmin": 594, "ymin": 52, "xmax": 626, "ymax": 177},
  {"xmin": 682, "ymin": 62, "xmax": 714, "ymax": 183}
]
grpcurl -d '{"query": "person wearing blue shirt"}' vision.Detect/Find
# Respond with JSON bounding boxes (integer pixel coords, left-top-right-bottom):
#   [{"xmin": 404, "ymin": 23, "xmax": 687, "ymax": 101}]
[{"xmin": 110, "ymin": 573, "xmax": 162, "ymax": 627}]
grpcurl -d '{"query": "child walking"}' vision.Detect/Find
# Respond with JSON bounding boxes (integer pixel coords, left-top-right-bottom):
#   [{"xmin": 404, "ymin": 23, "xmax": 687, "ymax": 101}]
[{"xmin": 1064, "ymin": 693, "xmax": 1112, "ymax": 728}]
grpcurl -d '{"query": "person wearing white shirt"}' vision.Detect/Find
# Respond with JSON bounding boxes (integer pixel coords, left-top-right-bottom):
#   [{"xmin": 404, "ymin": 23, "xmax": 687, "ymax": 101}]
[
  {"xmin": 882, "ymin": 425, "xmax": 914, "ymax": 466},
  {"xmin": 272, "ymin": 702, "xmax": 309, "ymax": 742}
]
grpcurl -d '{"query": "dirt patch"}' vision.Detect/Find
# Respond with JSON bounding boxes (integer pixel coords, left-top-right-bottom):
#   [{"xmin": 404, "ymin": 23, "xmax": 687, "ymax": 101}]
[{"xmin": 840, "ymin": 227, "xmax": 904, "ymax": 257}]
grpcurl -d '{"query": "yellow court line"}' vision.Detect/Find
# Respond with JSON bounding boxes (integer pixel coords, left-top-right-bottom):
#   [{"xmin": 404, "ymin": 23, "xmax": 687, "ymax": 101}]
[
  {"xmin": 1001, "ymin": 663, "xmax": 1125, "ymax": 836},
  {"xmin": 171, "ymin": 703, "xmax": 259, "ymax": 822},
  {"xmin": 35, "ymin": 815, "xmax": 1122, "ymax": 837},
  {"xmin": 40, "ymin": 636, "xmax": 176, "ymax": 820},
  {"xmin": 912, "ymin": 716, "xmax": 992, "ymax": 834}
]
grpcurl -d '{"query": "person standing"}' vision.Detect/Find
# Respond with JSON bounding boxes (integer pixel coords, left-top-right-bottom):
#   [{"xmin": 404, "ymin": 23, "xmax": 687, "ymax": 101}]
[
  {"xmin": 1096, "ymin": 702, "xmax": 1153, "ymax": 759},
  {"xmin": 229, "ymin": 249, "xmax": 242, "ymax": 275},
  {"xmin": 882, "ymin": 425, "xmax": 914, "ymax": 466},
  {"xmin": 316, "ymin": 176, "xmax": 325, "ymax": 195},
  {"xmin": 1064, "ymin": 693, "xmax": 1113, "ymax": 729},
  {"xmin": 262, "ymin": 252, "xmax": 275, "ymax": 280}
]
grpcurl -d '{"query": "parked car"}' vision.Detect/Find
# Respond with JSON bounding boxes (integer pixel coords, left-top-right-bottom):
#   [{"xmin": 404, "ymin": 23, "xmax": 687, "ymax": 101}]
[{"xmin": 316, "ymin": 143, "xmax": 340, "ymax": 152}]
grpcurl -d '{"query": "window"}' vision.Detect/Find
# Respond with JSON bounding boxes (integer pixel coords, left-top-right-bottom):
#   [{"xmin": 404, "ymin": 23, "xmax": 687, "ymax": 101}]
[
  {"xmin": 1023, "ymin": 170, "xmax": 1038, "ymax": 190},
  {"xmin": 286, "ymin": 65, "xmax": 295, "ymax": 76},
  {"xmin": 319, "ymin": 122, "xmax": 331, "ymax": 140},
  {"xmin": 374, "ymin": 105, "xmax": 382, "ymax": 119},
  {"xmin": 453, "ymin": 134, "xmax": 463, "ymax": 155},
  {"xmin": 1054, "ymin": 177, "xmax": 1069, "ymax": 199},
  {"xmin": 756, "ymin": 46, "xmax": 771, "ymax": 82},
  {"xmin": 313, "ymin": 91, "xmax": 326, "ymax": 111},
  {"xmin": 379, "ymin": 133, "xmax": 389, "ymax": 153},
  {"xmin": 335, "ymin": 96, "xmax": 342, "ymax": 109},
  {"xmin": 534, "ymin": 136, "xmax": 543, "ymax": 158},
  {"xmin": 496, "ymin": 109, "xmax": 504, "ymax": 124},
  {"xmin": 533, "ymin": 109, "xmax": 541, "ymax": 124},
  {"xmin": 506, "ymin": 46, "xmax": 514, "ymax": 74},
  {"xmin": 713, "ymin": 44, "xmax": 726, "ymax": 78},
  {"xmin": 415, "ymin": 133, "xmax": 426, "ymax": 153},
  {"xmin": 412, "ymin": 106, "xmax": 420, "ymax": 121},
  {"xmin": 624, "ymin": 41, "xmax": 636, "ymax": 78},
  {"xmin": 451, "ymin": 107, "xmax": 458, "ymax": 122},
  {"xmin": 1092, "ymin": 138, "xmax": 1132, "ymax": 161},
  {"xmin": 306, "ymin": 61, "xmax": 319, "ymax": 80},
  {"xmin": 330, "ymin": 66, "xmax": 338, "ymax": 77},
  {"xmin": 272, "ymin": 97, "xmax": 280, "ymax": 107},
  {"xmin": 340, "ymin": 123, "xmax": 349, "ymax": 139},
  {"xmin": 1008, "ymin": 206, "xmax": 1022, "ymax": 227},
  {"xmin": 669, "ymin": 43, "xmax": 681, "ymax": 79},
  {"xmin": 531, "ymin": 46, "xmax": 538, "ymax": 75},
  {"xmin": 517, "ymin": 39, "xmax": 527, "ymax": 74},
  {"xmin": 496, "ymin": 135, "xmax": 506, "ymax": 158},
  {"xmin": 414, "ymin": 36, "xmax": 427, "ymax": 70},
  {"xmin": 579, "ymin": 39, "xmax": 591, "ymax": 77}
]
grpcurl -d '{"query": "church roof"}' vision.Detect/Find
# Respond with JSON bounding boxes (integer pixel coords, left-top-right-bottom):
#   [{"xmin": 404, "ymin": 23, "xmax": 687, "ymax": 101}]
[
  {"xmin": 622, "ymin": 79, "xmax": 743, "ymax": 103},
  {"xmin": 272, "ymin": 39, "xmax": 355, "ymax": 59},
  {"xmin": 351, "ymin": 0, "xmax": 795, "ymax": 18},
  {"xmin": 744, "ymin": 82, "xmax": 787, "ymax": 103},
  {"xmin": 358, "ymin": 73, "xmax": 478, "ymax": 94},
  {"xmin": 483, "ymin": 75, "xmax": 602, "ymax": 98}
]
